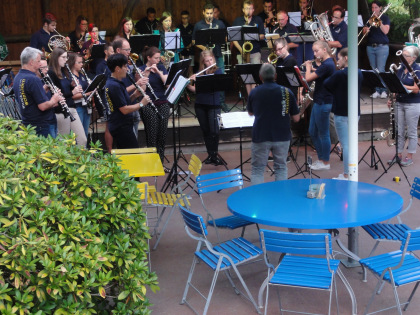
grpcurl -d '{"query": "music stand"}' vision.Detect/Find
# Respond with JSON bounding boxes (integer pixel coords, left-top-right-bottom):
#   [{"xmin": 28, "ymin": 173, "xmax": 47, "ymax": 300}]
[
  {"xmin": 358, "ymin": 70, "xmax": 387, "ymax": 172},
  {"xmin": 196, "ymin": 73, "xmax": 234, "ymax": 169},
  {"xmin": 90, "ymin": 44, "xmax": 105, "ymax": 59},
  {"xmin": 375, "ymin": 71, "xmax": 410, "ymax": 186},
  {"xmin": 195, "ymin": 28, "xmax": 227, "ymax": 49},
  {"xmin": 129, "ymin": 34, "xmax": 160, "ymax": 56},
  {"xmin": 165, "ymin": 59, "xmax": 193, "ymax": 116}
]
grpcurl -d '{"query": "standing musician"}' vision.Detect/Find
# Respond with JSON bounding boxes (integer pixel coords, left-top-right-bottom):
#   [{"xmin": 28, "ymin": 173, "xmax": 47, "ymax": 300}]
[
  {"xmin": 232, "ymin": 0, "xmax": 265, "ymax": 96},
  {"xmin": 187, "ymin": 50, "xmax": 224, "ymax": 166},
  {"xmin": 105, "ymin": 53, "xmax": 150, "ymax": 149},
  {"xmin": 362, "ymin": 0, "xmax": 390, "ymax": 99},
  {"xmin": 139, "ymin": 46, "xmax": 170, "ymax": 165},
  {"xmin": 30, "ymin": 13, "xmax": 58, "ymax": 53},
  {"xmin": 192, "ymin": 3, "xmax": 227, "ymax": 110},
  {"xmin": 274, "ymin": 11, "xmax": 299, "ymax": 57},
  {"xmin": 48, "ymin": 47, "xmax": 87, "ymax": 147},
  {"xmin": 248, "ymin": 63, "xmax": 300, "ymax": 185},
  {"xmin": 67, "ymin": 15, "xmax": 89, "ymax": 53},
  {"xmin": 304, "ymin": 40, "xmax": 336, "ymax": 171},
  {"xmin": 387, "ymin": 46, "xmax": 420, "ymax": 167},
  {"xmin": 328, "ymin": 6, "xmax": 347, "ymax": 55},
  {"xmin": 118, "ymin": 17, "xmax": 134, "ymax": 41},
  {"xmin": 13, "ymin": 47, "xmax": 62, "ymax": 138},
  {"xmin": 273, "ymin": 38, "xmax": 298, "ymax": 97},
  {"xmin": 257, "ymin": 0, "xmax": 276, "ymax": 34},
  {"xmin": 178, "ymin": 10, "xmax": 194, "ymax": 68},
  {"xmin": 67, "ymin": 52, "xmax": 91, "ymax": 139},
  {"xmin": 324, "ymin": 48, "xmax": 363, "ymax": 180},
  {"xmin": 135, "ymin": 7, "xmax": 159, "ymax": 35}
]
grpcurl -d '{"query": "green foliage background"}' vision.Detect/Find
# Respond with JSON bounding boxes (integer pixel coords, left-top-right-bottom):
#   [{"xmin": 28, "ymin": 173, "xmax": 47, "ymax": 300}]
[{"xmin": 0, "ymin": 116, "xmax": 158, "ymax": 314}]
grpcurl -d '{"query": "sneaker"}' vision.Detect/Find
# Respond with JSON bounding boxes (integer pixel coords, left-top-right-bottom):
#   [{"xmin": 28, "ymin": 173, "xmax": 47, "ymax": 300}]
[
  {"xmin": 400, "ymin": 157, "xmax": 413, "ymax": 167},
  {"xmin": 333, "ymin": 174, "xmax": 348, "ymax": 180},
  {"xmin": 380, "ymin": 91, "xmax": 388, "ymax": 99},
  {"xmin": 370, "ymin": 91, "xmax": 380, "ymax": 99},
  {"xmin": 310, "ymin": 161, "xmax": 330, "ymax": 170},
  {"xmin": 387, "ymin": 156, "xmax": 401, "ymax": 165},
  {"xmin": 309, "ymin": 160, "xmax": 321, "ymax": 168},
  {"xmin": 203, "ymin": 155, "xmax": 212, "ymax": 164},
  {"xmin": 268, "ymin": 155, "xmax": 274, "ymax": 161}
]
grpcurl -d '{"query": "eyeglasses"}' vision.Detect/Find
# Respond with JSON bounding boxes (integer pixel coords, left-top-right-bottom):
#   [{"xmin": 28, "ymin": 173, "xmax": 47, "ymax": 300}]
[
  {"xmin": 276, "ymin": 46, "xmax": 285, "ymax": 51},
  {"xmin": 332, "ymin": 16, "xmax": 341, "ymax": 19},
  {"xmin": 122, "ymin": 48, "xmax": 132, "ymax": 52}
]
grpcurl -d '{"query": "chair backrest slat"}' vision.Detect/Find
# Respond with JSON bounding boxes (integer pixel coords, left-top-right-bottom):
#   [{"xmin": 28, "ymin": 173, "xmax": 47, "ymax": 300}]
[
  {"xmin": 196, "ymin": 169, "xmax": 241, "ymax": 182},
  {"xmin": 188, "ymin": 154, "xmax": 203, "ymax": 178},
  {"xmin": 401, "ymin": 230, "xmax": 420, "ymax": 252},
  {"xmin": 112, "ymin": 147, "xmax": 157, "ymax": 154},
  {"xmin": 410, "ymin": 177, "xmax": 420, "ymax": 200},
  {"xmin": 260, "ymin": 229, "xmax": 331, "ymax": 256},
  {"xmin": 180, "ymin": 205, "xmax": 208, "ymax": 236},
  {"xmin": 196, "ymin": 170, "xmax": 243, "ymax": 194},
  {"xmin": 198, "ymin": 178, "xmax": 243, "ymax": 194}
]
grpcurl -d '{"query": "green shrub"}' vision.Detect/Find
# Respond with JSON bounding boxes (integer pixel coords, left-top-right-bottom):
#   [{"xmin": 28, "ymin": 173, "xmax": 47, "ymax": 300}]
[
  {"xmin": 387, "ymin": 8, "xmax": 412, "ymax": 43},
  {"xmin": 0, "ymin": 116, "xmax": 158, "ymax": 314}
]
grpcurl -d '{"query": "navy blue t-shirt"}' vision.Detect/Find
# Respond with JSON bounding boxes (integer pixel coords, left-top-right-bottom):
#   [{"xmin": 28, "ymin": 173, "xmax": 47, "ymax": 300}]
[
  {"xmin": 105, "ymin": 77, "xmax": 135, "ymax": 133},
  {"xmin": 192, "ymin": 19, "xmax": 226, "ymax": 58},
  {"xmin": 95, "ymin": 59, "xmax": 111, "ymax": 77},
  {"xmin": 330, "ymin": 20, "xmax": 348, "ymax": 54},
  {"xmin": 48, "ymin": 69, "xmax": 75, "ymax": 110},
  {"xmin": 275, "ymin": 22, "xmax": 298, "ymax": 44},
  {"xmin": 324, "ymin": 67, "xmax": 363, "ymax": 116},
  {"xmin": 396, "ymin": 62, "xmax": 420, "ymax": 103},
  {"xmin": 30, "ymin": 28, "xmax": 54, "ymax": 53},
  {"xmin": 195, "ymin": 68, "xmax": 222, "ymax": 106},
  {"xmin": 73, "ymin": 72, "xmax": 89, "ymax": 106},
  {"xmin": 13, "ymin": 69, "xmax": 56, "ymax": 126},
  {"xmin": 367, "ymin": 14, "xmax": 390, "ymax": 45},
  {"xmin": 313, "ymin": 58, "xmax": 336, "ymax": 104},
  {"xmin": 232, "ymin": 15, "xmax": 265, "ymax": 54},
  {"xmin": 247, "ymin": 81, "xmax": 299, "ymax": 143},
  {"xmin": 139, "ymin": 63, "xmax": 168, "ymax": 100}
]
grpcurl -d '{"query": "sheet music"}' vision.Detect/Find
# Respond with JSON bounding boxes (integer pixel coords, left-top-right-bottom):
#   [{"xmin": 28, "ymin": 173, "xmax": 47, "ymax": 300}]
[
  {"xmin": 221, "ymin": 112, "xmax": 255, "ymax": 128},
  {"xmin": 167, "ymin": 76, "xmax": 190, "ymax": 104},
  {"xmin": 164, "ymin": 31, "xmax": 181, "ymax": 50},
  {"xmin": 288, "ymin": 12, "xmax": 302, "ymax": 27},
  {"xmin": 344, "ymin": 12, "xmax": 364, "ymax": 27}
]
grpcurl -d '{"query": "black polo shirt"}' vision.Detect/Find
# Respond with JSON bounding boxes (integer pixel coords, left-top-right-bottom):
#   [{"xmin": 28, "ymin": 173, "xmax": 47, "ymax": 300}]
[
  {"xmin": 192, "ymin": 19, "xmax": 226, "ymax": 58},
  {"xmin": 232, "ymin": 15, "xmax": 265, "ymax": 54}
]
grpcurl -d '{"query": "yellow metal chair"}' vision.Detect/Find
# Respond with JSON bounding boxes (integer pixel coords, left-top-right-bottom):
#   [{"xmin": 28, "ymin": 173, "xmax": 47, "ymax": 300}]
[
  {"xmin": 111, "ymin": 147, "xmax": 157, "ymax": 154},
  {"xmin": 139, "ymin": 154, "xmax": 202, "ymax": 250}
]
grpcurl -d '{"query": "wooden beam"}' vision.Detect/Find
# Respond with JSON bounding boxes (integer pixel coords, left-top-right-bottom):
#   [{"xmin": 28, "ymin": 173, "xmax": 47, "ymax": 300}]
[{"xmin": 41, "ymin": 0, "xmax": 50, "ymax": 15}]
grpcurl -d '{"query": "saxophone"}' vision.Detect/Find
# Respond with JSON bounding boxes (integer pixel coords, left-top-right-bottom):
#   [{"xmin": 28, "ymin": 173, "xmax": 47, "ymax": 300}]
[{"xmin": 309, "ymin": 12, "xmax": 337, "ymax": 55}]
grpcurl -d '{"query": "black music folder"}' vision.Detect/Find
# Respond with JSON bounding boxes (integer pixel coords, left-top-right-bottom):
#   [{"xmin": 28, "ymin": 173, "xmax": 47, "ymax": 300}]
[
  {"xmin": 84, "ymin": 74, "xmax": 106, "ymax": 93},
  {"xmin": 129, "ymin": 34, "xmax": 160, "ymax": 54},
  {"xmin": 90, "ymin": 44, "xmax": 105, "ymax": 59}
]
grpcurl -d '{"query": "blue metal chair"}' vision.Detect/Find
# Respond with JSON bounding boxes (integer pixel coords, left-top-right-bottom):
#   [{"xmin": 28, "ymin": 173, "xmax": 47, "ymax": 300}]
[
  {"xmin": 259, "ymin": 229, "xmax": 354, "ymax": 315},
  {"xmin": 361, "ymin": 177, "xmax": 420, "ymax": 277},
  {"xmin": 179, "ymin": 205, "xmax": 263, "ymax": 315},
  {"xmin": 360, "ymin": 229, "xmax": 420, "ymax": 315},
  {"xmin": 196, "ymin": 169, "xmax": 257, "ymax": 241}
]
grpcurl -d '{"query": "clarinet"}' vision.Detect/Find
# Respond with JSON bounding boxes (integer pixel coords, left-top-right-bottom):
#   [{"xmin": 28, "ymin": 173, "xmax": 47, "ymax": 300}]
[
  {"xmin": 80, "ymin": 68, "xmax": 110, "ymax": 116},
  {"xmin": 39, "ymin": 70, "xmax": 75, "ymax": 121},
  {"xmin": 65, "ymin": 64, "xmax": 90, "ymax": 107},
  {"xmin": 396, "ymin": 50, "xmax": 420, "ymax": 88},
  {"xmin": 128, "ymin": 56, "xmax": 159, "ymax": 101},
  {"xmin": 126, "ymin": 73, "xmax": 163, "ymax": 120}
]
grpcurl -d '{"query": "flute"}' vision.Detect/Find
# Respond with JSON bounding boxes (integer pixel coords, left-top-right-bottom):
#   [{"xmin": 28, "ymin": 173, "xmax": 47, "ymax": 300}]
[
  {"xmin": 80, "ymin": 68, "xmax": 110, "ymax": 116},
  {"xmin": 128, "ymin": 56, "xmax": 159, "ymax": 101},
  {"xmin": 189, "ymin": 63, "xmax": 217, "ymax": 85},
  {"xmin": 396, "ymin": 50, "xmax": 420, "ymax": 88},
  {"xmin": 126, "ymin": 73, "xmax": 163, "ymax": 120},
  {"xmin": 39, "ymin": 70, "xmax": 75, "ymax": 121},
  {"xmin": 65, "ymin": 64, "xmax": 90, "ymax": 106}
]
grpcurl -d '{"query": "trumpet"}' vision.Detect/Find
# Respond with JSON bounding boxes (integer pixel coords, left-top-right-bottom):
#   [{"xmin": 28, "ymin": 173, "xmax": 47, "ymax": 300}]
[
  {"xmin": 128, "ymin": 55, "xmax": 159, "ymax": 101},
  {"xmin": 358, "ymin": 3, "xmax": 391, "ymax": 45}
]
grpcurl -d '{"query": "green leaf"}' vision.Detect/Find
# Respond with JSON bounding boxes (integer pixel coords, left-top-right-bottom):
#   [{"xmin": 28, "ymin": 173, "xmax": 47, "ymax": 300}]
[{"xmin": 117, "ymin": 290, "xmax": 130, "ymax": 300}]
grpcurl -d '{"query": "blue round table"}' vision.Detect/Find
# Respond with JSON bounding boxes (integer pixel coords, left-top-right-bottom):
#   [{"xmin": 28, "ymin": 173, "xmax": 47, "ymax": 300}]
[{"xmin": 227, "ymin": 179, "xmax": 404, "ymax": 229}]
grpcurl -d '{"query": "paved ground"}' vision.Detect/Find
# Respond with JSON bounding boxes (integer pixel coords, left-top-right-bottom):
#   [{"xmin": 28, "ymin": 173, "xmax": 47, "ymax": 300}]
[{"xmin": 144, "ymin": 138, "xmax": 420, "ymax": 315}]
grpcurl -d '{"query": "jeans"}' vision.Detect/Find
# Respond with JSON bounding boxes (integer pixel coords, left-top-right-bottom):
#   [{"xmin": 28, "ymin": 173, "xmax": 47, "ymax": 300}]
[
  {"xmin": 33, "ymin": 123, "xmax": 57, "ymax": 138},
  {"xmin": 251, "ymin": 141, "xmax": 290, "ymax": 185},
  {"xmin": 76, "ymin": 106, "xmax": 91, "ymax": 138},
  {"xmin": 396, "ymin": 102, "xmax": 420, "ymax": 154},
  {"xmin": 367, "ymin": 45, "xmax": 389, "ymax": 94},
  {"xmin": 215, "ymin": 56, "xmax": 225, "ymax": 105},
  {"xmin": 309, "ymin": 103, "xmax": 332, "ymax": 162}
]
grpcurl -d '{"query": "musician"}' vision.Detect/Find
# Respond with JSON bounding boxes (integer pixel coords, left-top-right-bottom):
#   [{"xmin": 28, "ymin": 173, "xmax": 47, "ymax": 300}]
[
  {"xmin": 81, "ymin": 24, "xmax": 105, "ymax": 57},
  {"xmin": 299, "ymin": 0, "xmax": 315, "ymax": 25},
  {"xmin": 274, "ymin": 11, "xmax": 299, "ymax": 57},
  {"xmin": 387, "ymin": 45, "xmax": 420, "ymax": 167},
  {"xmin": 30, "ymin": 13, "xmax": 57, "ymax": 53},
  {"xmin": 118, "ymin": 17, "xmax": 134, "ymax": 41},
  {"xmin": 192, "ymin": 3, "xmax": 227, "ymax": 110},
  {"xmin": 304, "ymin": 40, "xmax": 336, "ymax": 170},
  {"xmin": 274, "ymin": 38, "xmax": 298, "ymax": 97},
  {"xmin": 232, "ymin": 0, "xmax": 265, "ymax": 96},
  {"xmin": 48, "ymin": 47, "xmax": 87, "ymax": 147},
  {"xmin": 153, "ymin": 12, "xmax": 184, "ymax": 65},
  {"xmin": 67, "ymin": 52, "xmax": 91, "ymax": 138},
  {"xmin": 362, "ymin": 0, "xmax": 390, "ymax": 99},
  {"xmin": 37, "ymin": 57, "xmax": 51, "ymax": 94},
  {"xmin": 324, "ymin": 48, "xmax": 363, "ymax": 180},
  {"xmin": 139, "ymin": 46, "xmax": 170, "ymax": 165},
  {"xmin": 13, "ymin": 47, "xmax": 62, "ymax": 138},
  {"xmin": 105, "ymin": 53, "xmax": 150, "ymax": 149},
  {"xmin": 247, "ymin": 63, "xmax": 300, "ymax": 184},
  {"xmin": 213, "ymin": 5, "xmax": 230, "ymax": 27},
  {"xmin": 67, "ymin": 15, "xmax": 89, "ymax": 53},
  {"xmin": 328, "ymin": 6, "xmax": 347, "ymax": 55},
  {"xmin": 135, "ymin": 7, "xmax": 159, "ymax": 35},
  {"xmin": 95, "ymin": 42, "xmax": 114, "ymax": 77},
  {"xmin": 187, "ymin": 50, "xmax": 223, "ymax": 165},
  {"xmin": 257, "ymin": 0, "xmax": 276, "ymax": 33},
  {"xmin": 178, "ymin": 11, "xmax": 194, "ymax": 64}
]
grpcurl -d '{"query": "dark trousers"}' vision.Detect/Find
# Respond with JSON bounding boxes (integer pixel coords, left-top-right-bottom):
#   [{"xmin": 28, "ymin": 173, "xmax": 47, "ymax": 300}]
[
  {"xmin": 195, "ymin": 103, "xmax": 221, "ymax": 157},
  {"xmin": 110, "ymin": 124, "xmax": 138, "ymax": 149}
]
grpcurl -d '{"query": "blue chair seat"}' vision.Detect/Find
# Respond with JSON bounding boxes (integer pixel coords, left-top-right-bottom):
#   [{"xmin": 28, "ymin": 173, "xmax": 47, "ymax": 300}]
[
  {"xmin": 360, "ymin": 250, "xmax": 420, "ymax": 286},
  {"xmin": 208, "ymin": 215, "xmax": 254, "ymax": 229},
  {"xmin": 363, "ymin": 223, "xmax": 411, "ymax": 241},
  {"xmin": 270, "ymin": 255, "xmax": 341, "ymax": 290},
  {"xmin": 195, "ymin": 237, "xmax": 263, "ymax": 271}
]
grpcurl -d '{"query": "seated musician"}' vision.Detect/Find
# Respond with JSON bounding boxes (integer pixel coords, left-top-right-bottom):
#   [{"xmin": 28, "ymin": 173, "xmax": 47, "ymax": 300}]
[
  {"xmin": 135, "ymin": 7, "xmax": 159, "ymax": 35},
  {"xmin": 274, "ymin": 11, "xmax": 299, "ymax": 58},
  {"xmin": 257, "ymin": 0, "xmax": 276, "ymax": 34},
  {"xmin": 81, "ymin": 23, "xmax": 105, "ymax": 57},
  {"xmin": 67, "ymin": 15, "xmax": 89, "ymax": 52},
  {"xmin": 117, "ymin": 17, "xmax": 134, "ymax": 41},
  {"xmin": 328, "ymin": 6, "xmax": 348, "ymax": 55},
  {"xmin": 30, "ymin": 13, "xmax": 58, "ymax": 54}
]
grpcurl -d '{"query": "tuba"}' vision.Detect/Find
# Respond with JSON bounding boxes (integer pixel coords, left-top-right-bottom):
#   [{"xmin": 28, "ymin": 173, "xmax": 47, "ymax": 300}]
[
  {"xmin": 408, "ymin": 23, "xmax": 420, "ymax": 46},
  {"xmin": 309, "ymin": 12, "xmax": 337, "ymax": 55}
]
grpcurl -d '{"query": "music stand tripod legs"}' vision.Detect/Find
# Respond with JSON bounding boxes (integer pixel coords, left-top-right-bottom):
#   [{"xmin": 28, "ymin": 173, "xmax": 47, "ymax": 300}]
[{"xmin": 289, "ymin": 133, "xmax": 320, "ymax": 179}]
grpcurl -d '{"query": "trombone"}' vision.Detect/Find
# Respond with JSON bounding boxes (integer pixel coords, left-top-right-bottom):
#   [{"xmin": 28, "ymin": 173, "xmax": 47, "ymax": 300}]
[{"xmin": 358, "ymin": 3, "xmax": 391, "ymax": 45}]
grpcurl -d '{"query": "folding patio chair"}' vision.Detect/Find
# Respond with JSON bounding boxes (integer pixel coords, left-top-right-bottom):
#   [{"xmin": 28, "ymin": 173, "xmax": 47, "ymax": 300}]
[
  {"xmin": 259, "ymin": 229, "xmax": 353, "ymax": 315},
  {"xmin": 196, "ymin": 169, "xmax": 257, "ymax": 241},
  {"xmin": 179, "ymin": 205, "xmax": 263, "ymax": 315},
  {"xmin": 360, "ymin": 229, "xmax": 420, "ymax": 315}
]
